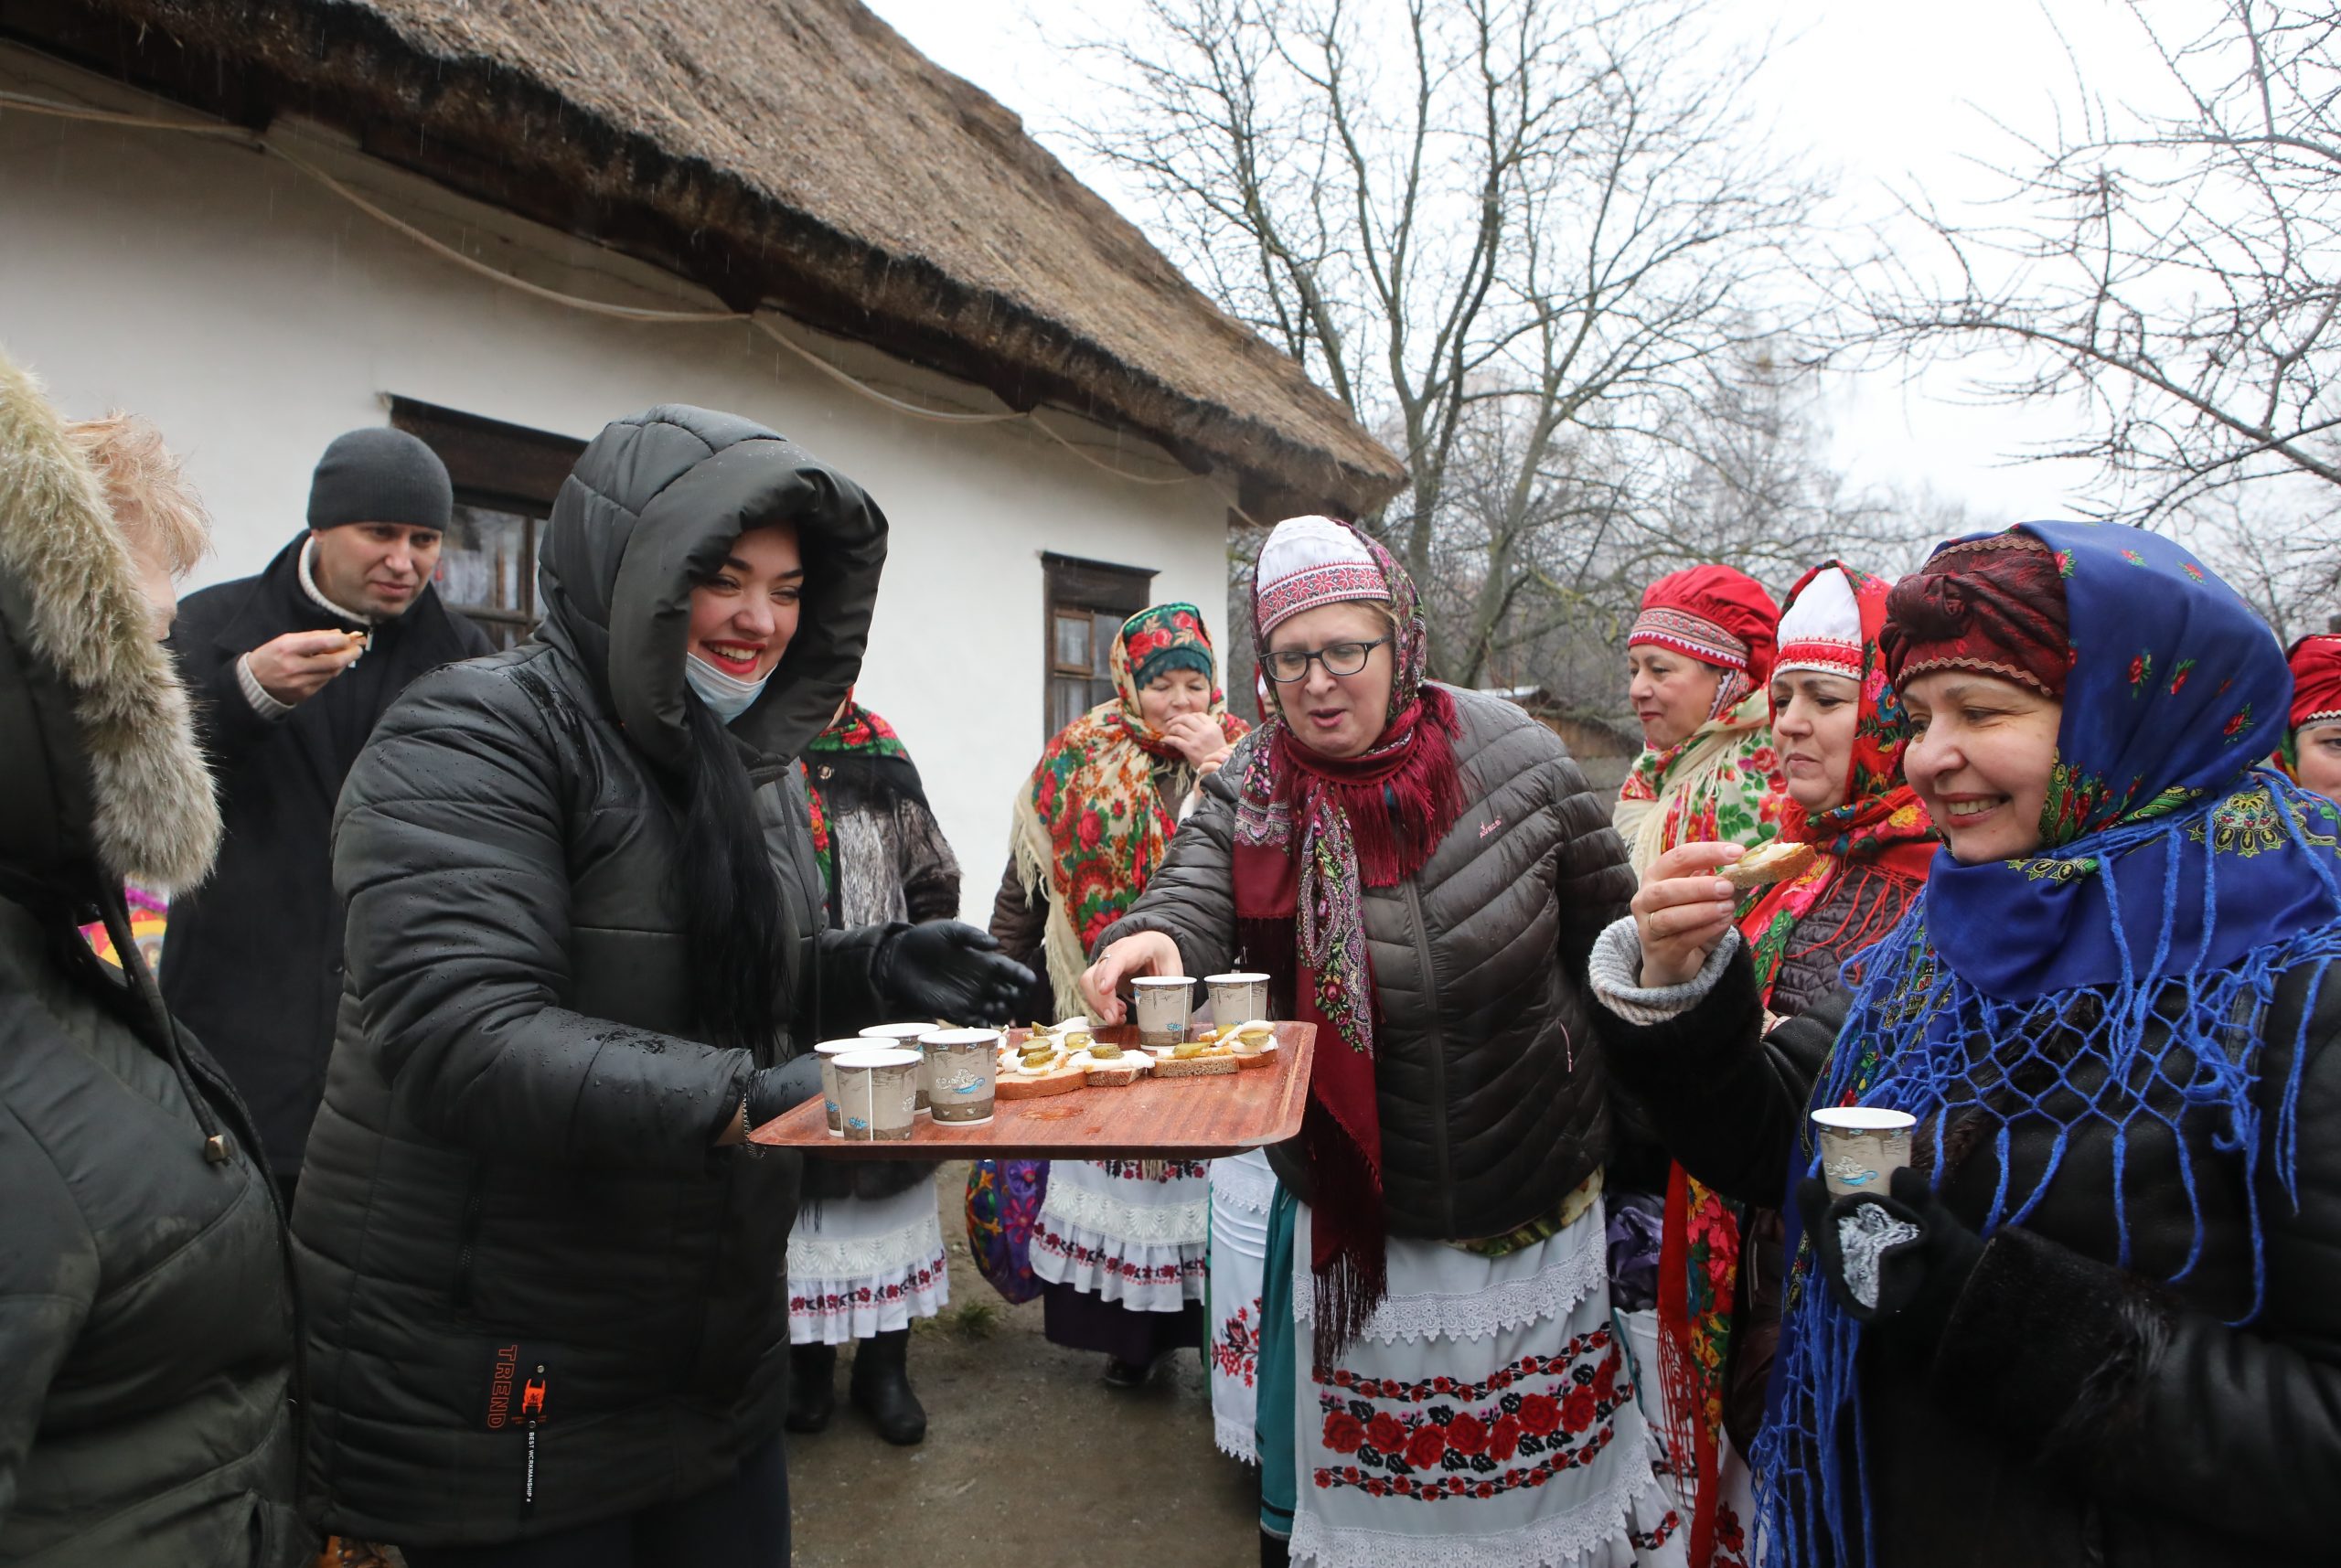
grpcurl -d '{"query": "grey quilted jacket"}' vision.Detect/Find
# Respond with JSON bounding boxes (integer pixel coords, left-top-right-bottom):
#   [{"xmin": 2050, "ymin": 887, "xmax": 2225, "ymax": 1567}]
[{"xmin": 1098, "ymin": 687, "xmax": 1635, "ymax": 1241}]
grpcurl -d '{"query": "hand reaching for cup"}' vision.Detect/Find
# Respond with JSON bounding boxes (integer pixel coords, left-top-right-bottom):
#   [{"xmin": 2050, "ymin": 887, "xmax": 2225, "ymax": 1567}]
[
  {"xmin": 1078, "ymin": 931, "xmax": 1183, "ymax": 1025},
  {"xmin": 1630, "ymin": 841, "xmax": 1746, "ymax": 988}
]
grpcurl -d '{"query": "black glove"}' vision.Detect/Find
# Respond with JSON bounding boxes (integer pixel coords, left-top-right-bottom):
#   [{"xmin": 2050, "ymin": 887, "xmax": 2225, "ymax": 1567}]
[
  {"xmin": 744, "ymin": 1052, "xmax": 828, "ymax": 1131},
  {"xmin": 877, "ymin": 921, "xmax": 1035, "ymax": 1027},
  {"xmin": 1795, "ymin": 1167, "xmax": 1985, "ymax": 1339}
]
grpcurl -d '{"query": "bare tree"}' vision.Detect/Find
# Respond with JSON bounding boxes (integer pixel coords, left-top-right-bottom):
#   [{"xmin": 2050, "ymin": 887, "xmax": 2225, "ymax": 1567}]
[
  {"xmin": 1068, "ymin": 0, "xmax": 1827, "ymax": 685},
  {"xmin": 1860, "ymin": 0, "xmax": 2341, "ymax": 531}
]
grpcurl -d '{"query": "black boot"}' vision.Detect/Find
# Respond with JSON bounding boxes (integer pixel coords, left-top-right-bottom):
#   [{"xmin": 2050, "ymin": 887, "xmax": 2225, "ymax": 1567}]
[
  {"xmin": 849, "ymin": 1328, "xmax": 927, "ymax": 1445},
  {"xmin": 785, "ymin": 1342, "xmax": 837, "ymax": 1435},
  {"xmin": 1259, "ymin": 1529, "xmax": 1290, "ymax": 1567}
]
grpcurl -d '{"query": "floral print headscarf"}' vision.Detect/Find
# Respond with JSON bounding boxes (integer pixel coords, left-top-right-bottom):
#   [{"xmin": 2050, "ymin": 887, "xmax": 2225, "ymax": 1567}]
[{"xmin": 1009, "ymin": 603, "xmax": 1247, "ymax": 1014}]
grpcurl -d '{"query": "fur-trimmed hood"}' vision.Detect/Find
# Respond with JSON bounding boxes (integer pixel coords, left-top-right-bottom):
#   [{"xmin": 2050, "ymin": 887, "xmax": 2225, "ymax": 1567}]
[{"xmin": 0, "ymin": 347, "xmax": 220, "ymax": 891}]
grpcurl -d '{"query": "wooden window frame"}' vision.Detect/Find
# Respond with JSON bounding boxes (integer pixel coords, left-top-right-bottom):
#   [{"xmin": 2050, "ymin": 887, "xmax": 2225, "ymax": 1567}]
[
  {"xmin": 389, "ymin": 399, "xmax": 585, "ymax": 649},
  {"xmin": 1042, "ymin": 551, "xmax": 1157, "ymax": 736}
]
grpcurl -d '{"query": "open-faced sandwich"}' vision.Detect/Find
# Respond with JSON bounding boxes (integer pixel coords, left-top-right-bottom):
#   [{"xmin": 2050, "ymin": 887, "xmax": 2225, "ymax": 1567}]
[
  {"xmin": 994, "ymin": 1030, "xmax": 1086, "ymax": 1100},
  {"xmin": 1720, "ymin": 838, "xmax": 1818, "ymax": 891},
  {"xmin": 1216, "ymin": 1019, "xmax": 1279, "ymax": 1071},
  {"xmin": 1151, "ymin": 1037, "xmax": 1240, "ymax": 1079}
]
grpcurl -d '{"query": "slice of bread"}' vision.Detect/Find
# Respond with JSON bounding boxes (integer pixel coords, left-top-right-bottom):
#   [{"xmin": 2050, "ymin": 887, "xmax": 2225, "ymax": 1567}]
[
  {"xmin": 1233, "ymin": 1049, "xmax": 1277, "ymax": 1072},
  {"xmin": 1720, "ymin": 839, "xmax": 1818, "ymax": 891},
  {"xmin": 996, "ymin": 1066, "xmax": 1087, "ymax": 1100},
  {"xmin": 1153, "ymin": 1052, "xmax": 1239, "ymax": 1080},
  {"xmin": 1084, "ymin": 1063, "xmax": 1148, "ymax": 1088}
]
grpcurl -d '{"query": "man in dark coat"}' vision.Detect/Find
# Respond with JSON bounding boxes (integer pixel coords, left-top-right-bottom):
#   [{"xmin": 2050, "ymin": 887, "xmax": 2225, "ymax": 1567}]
[{"xmin": 162, "ymin": 429, "xmax": 493, "ymax": 1196}]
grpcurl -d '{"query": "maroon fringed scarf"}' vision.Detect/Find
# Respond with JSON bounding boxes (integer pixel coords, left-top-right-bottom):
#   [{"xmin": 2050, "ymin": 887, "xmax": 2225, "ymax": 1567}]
[{"xmin": 1232, "ymin": 521, "xmax": 1467, "ymax": 1370}]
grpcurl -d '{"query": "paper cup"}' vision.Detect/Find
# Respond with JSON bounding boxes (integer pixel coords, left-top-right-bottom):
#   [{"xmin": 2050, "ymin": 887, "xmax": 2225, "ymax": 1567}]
[
  {"xmin": 835, "ymin": 1049, "xmax": 922, "ymax": 1143},
  {"xmin": 1205, "ymin": 972, "xmax": 1272, "ymax": 1024},
  {"xmin": 1811, "ymin": 1107, "xmax": 1918, "ymax": 1196},
  {"xmin": 812, "ymin": 1040, "xmax": 871, "ymax": 1137},
  {"xmin": 921, "ymin": 1028, "xmax": 1000, "ymax": 1125},
  {"xmin": 860, "ymin": 1022, "xmax": 938, "ymax": 1115},
  {"xmin": 1130, "ymin": 975, "xmax": 1192, "ymax": 1048}
]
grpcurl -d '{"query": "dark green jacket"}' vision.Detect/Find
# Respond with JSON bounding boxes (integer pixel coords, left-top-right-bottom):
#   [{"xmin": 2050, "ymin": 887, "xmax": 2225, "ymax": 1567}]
[
  {"xmin": 293, "ymin": 406, "xmax": 891, "ymax": 1547},
  {"xmin": 0, "ymin": 351, "xmax": 304, "ymax": 1565}
]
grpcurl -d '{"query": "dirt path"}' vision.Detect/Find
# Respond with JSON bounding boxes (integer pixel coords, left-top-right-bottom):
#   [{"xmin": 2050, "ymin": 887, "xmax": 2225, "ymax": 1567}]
[{"xmin": 787, "ymin": 1164, "xmax": 1260, "ymax": 1568}]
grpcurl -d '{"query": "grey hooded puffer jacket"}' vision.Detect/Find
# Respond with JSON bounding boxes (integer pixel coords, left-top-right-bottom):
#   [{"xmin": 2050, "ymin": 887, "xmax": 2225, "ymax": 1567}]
[
  {"xmin": 0, "ymin": 352, "xmax": 304, "ymax": 1565},
  {"xmin": 1098, "ymin": 688, "xmax": 1636, "ymax": 1240},
  {"xmin": 293, "ymin": 407, "xmax": 891, "ymax": 1548}
]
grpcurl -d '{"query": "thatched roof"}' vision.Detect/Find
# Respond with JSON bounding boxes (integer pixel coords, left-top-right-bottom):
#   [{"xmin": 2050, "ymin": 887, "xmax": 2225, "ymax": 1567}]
[{"xmin": 20, "ymin": 0, "xmax": 1406, "ymax": 516}]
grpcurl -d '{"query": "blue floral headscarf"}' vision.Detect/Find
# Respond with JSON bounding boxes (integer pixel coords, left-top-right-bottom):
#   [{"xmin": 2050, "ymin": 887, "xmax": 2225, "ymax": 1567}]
[{"xmin": 1756, "ymin": 522, "xmax": 2341, "ymax": 1567}]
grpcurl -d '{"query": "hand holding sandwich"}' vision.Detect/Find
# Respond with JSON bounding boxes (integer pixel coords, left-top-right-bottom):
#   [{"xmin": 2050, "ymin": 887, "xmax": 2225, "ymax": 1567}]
[
  {"xmin": 1632, "ymin": 838, "xmax": 1819, "ymax": 987},
  {"xmin": 247, "ymin": 627, "xmax": 368, "ymax": 706}
]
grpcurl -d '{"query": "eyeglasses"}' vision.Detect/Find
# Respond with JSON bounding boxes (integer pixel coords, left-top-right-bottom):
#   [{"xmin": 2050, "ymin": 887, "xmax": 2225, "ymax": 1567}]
[{"xmin": 1263, "ymin": 637, "xmax": 1388, "ymax": 682}]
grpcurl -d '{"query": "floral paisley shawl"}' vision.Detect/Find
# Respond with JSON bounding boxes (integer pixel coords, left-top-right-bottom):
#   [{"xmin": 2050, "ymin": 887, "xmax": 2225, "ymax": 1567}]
[
  {"xmin": 1010, "ymin": 603, "xmax": 1246, "ymax": 1014},
  {"xmin": 1615, "ymin": 688, "xmax": 1786, "ymax": 878},
  {"xmin": 800, "ymin": 696, "xmax": 911, "ymax": 891}
]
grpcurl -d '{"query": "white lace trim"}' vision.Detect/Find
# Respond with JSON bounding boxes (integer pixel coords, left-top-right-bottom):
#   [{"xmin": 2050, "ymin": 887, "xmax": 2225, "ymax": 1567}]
[
  {"xmin": 1216, "ymin": 1409, "xmax": 1260, "ymax": 1466},
  {"xmin": 1041, "ymin": 1178, "xmax": 1212, "ymax": 1246},
  {"xmin": 1293, "ymin": 1222, "xmax": 1608, "ymax": 1346},
  {"xmin": 787, "ymin": 1192, "xmax": 946, "ymax": 1281},
  {"xmin": 1290, "ymin": 1456, "xmax": 1676, "ymax": 1568},
  {"xmin": 1212, "ymin": 1149, "xmax": 1279, "ymax": 1216}
]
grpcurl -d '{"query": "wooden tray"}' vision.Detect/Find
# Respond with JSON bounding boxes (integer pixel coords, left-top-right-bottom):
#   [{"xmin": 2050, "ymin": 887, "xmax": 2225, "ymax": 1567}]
[{"xmin": 750, "ymin": 1022, "xmax": 1314, "ymax": 1159}]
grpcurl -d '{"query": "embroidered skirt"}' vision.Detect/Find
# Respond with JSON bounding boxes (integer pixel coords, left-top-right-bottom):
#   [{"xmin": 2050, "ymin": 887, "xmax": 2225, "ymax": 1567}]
[
  {"xmin": 1259, "ymin": 1190, "xmax": 1686, "ymax": 1568},
  {"xmin": 1030, "ymin": 1157, "xmax": 1210, "ymax": 1312},
  {"xmin": 786, "ymin": 1182, "xmax": 950, "ymax": 1346},
  {"xmin": 1210, "ymin": 1150, "xmax": 1277, "ymax": 1462}
]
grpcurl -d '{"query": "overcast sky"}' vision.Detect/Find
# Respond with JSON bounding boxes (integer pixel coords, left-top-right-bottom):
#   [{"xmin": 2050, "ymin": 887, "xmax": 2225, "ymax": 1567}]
[{"xmin": 864, "ymin": 0, "xmax": 2185, "ymax": 528}]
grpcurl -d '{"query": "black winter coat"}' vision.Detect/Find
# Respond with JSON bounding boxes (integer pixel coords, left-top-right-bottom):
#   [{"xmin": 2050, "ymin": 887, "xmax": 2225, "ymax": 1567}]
[
  {"xmin": 293, "ymin": 407, "xmax": 892, "ymax": 1548},
  {"xmin": 162, "ymin": 535, "xmax": 491, "ymax": 1175},
  {"xmin": 1604, "ymin": 940, "xmax": 2341, "ymax": 1567},
  {"xmin": 0, "ymin": 351, "xmax": 304, "ymax": 1565},
  {"xmin": 1100, "ymin": 688, "xmax": 1635, "ymax": 1240}
]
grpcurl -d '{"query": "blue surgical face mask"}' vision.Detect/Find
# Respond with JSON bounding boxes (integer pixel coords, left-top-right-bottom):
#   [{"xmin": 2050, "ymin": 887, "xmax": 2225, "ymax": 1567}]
[{"xmin": 683, "ymin": 652, "xmax": 770, "ymax": 724}]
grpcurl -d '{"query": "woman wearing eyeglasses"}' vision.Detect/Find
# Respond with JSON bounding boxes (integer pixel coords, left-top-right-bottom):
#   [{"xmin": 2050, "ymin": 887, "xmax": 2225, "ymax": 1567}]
[
  {"xmin": 988, "ymin": 603, "xmax": 1249, "ymax": 1386},
  {"xmin": 1082, "ymin": 517, "xmax": 1674, "ymax": 1568}
]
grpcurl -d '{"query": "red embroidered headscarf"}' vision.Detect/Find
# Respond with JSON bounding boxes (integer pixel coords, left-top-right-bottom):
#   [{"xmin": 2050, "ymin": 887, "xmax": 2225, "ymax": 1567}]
[
  {"xmin": 2289, "ymin": 633, "xmax": 2341, "ymax": 732},
  {"xmin": 1631, "ymin": 564, "xmax": 1783, "ymax": 719}
]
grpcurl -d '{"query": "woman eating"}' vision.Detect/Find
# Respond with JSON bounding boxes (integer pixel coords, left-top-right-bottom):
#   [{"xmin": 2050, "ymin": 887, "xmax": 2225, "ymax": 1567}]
[
  {"xmin": 1082, "ymin": 517, "xmax": 1677, "ymax": 1568},
  {"xmin": 1614, "ymin": 565, "xmax": 1786, "ymax": 878},
  {"xmin": 1592, "ymin": 524, "xmax": 2341, "ymax": 1567},
  {"xmin": 1643, "ymin": 561, "xmax": 1935, "ymax": 1568},
  {"xmin": 989, "ymin": 603, "xmax": 1248, "ymax": 1386}
]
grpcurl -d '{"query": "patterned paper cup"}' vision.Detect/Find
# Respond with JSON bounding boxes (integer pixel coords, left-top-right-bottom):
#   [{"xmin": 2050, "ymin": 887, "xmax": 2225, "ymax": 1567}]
[
  {"xmin": 920, "ymin": 1028, "xmax": 1000, "ymax": 1125},
  {"xmin": 812, "ymin": 1039, "xmax": 871, "ymax": 1137},
  {"xmin": 1130, "ymin": 975, "xmax": 1192, "ymax": 1047},
  {"xmin": 835, "ymin": 1050, "xmax": 922, "ymax": 1143},
  {"xmin": 1205, "ymin": 972, "xmax": 1272, "ymax": 1024},
  {"xmin": 1811, "ymin": 1107, "xmax": 1917, "ymax": 1197},
  {"xmin": 861, "ymin": 1021, "xmax": 938, "ymax": 1115}
]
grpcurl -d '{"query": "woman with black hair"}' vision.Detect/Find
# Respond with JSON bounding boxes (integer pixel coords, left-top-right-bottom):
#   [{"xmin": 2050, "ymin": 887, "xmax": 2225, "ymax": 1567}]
[{"xmin": 291, "ymin": 405, "xmax": 1030, "ymax": 1566}]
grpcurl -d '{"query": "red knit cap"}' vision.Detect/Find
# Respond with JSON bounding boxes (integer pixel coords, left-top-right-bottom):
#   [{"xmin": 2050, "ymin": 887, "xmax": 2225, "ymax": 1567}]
[
  {"xmin": 1629, "ymin": 565, "xmax": 1782, "ymax": 688},
  {"xmin": 1881, "ymin": 532, "xmax": 2071, "ymax": 699},
  {"xmin": 2290, "ymin": 633, "xmax": 2341, "ymax": 730}
]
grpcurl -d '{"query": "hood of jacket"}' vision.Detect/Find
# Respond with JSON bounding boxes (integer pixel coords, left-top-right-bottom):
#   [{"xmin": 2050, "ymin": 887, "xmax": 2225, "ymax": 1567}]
[
  {"xmin": 537, "ymin": 404, "xmax": 888, "ymax": 780},
  {"xmin": 0, "ymin": 347, "xmax": 219, "ymax": 891}
]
